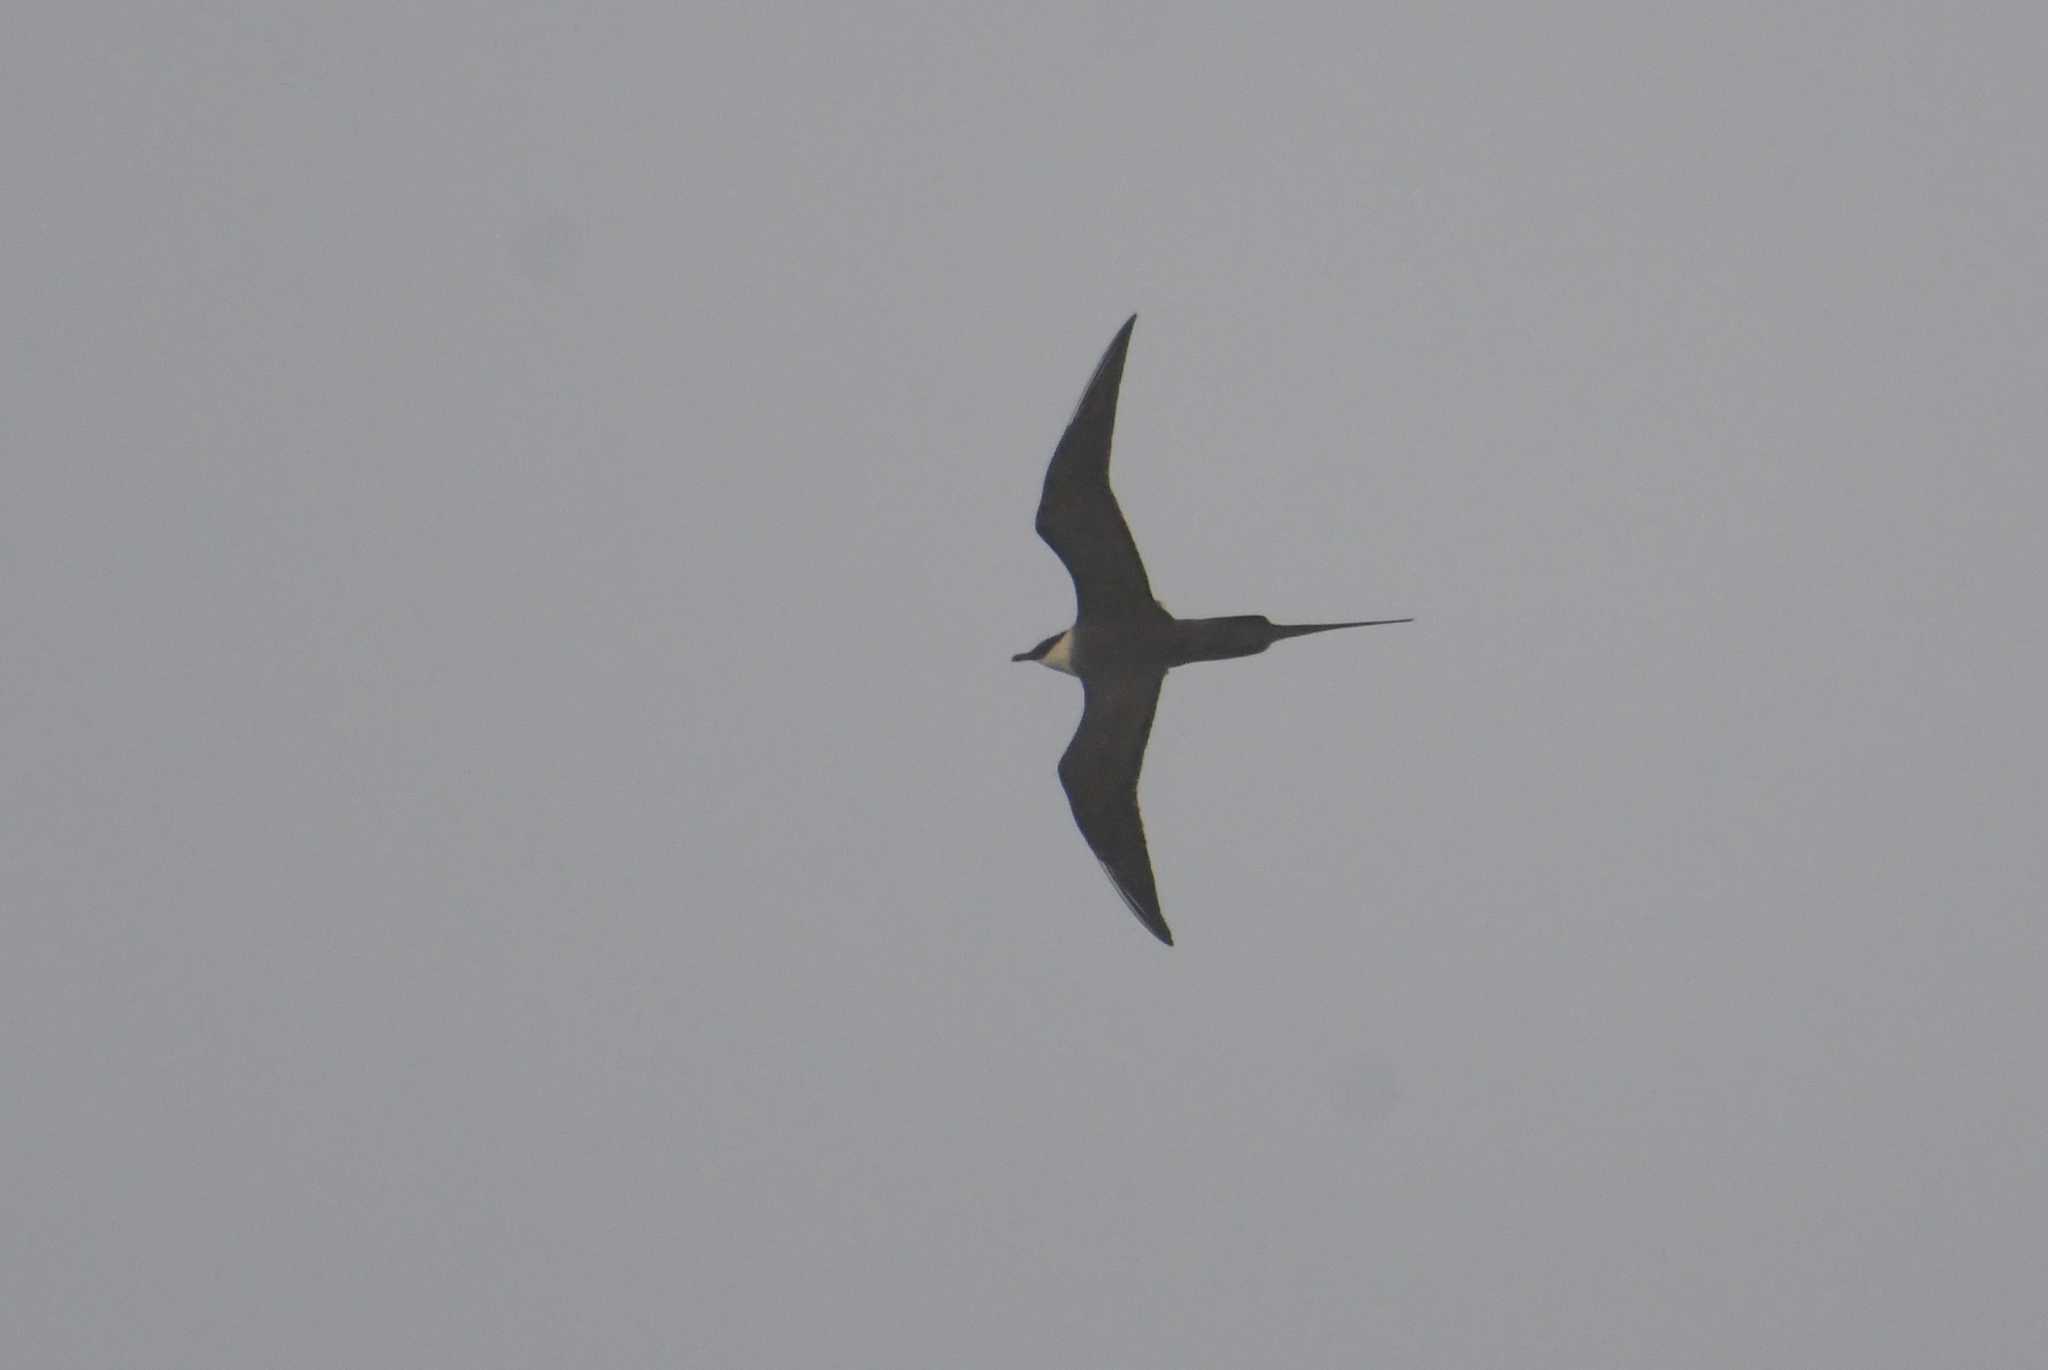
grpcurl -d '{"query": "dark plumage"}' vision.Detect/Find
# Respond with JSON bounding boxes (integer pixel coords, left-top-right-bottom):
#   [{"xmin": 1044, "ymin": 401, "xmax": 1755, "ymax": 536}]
[{"xmin": 1015, "ymin": 315, "xmax": 1411, "ymax": 945}]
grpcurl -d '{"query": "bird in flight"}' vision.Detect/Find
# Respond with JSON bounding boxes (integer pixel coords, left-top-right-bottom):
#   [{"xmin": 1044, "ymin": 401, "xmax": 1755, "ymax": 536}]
[{"xmin": 1014, "ymin": 315, "xmax": 1411, "ymax": 945}]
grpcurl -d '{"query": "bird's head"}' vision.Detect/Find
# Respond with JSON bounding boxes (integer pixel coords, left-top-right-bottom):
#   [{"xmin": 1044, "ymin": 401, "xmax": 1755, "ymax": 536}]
[{"xmin": 1011, "ymin": 629, "xmax": 1077, "ymax": 675}]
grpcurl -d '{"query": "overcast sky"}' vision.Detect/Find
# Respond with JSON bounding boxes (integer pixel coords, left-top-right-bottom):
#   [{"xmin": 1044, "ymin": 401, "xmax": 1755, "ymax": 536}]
[{"xmin": 8, "ymin": 5, "xmax": 2046, "ymax": 1366}]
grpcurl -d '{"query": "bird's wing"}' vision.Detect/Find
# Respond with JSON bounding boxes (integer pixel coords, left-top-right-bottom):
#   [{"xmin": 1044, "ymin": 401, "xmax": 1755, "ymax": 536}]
[
  {"xmin": 1058, "ymin": 666, "xmax": 1173, "ymax": 945},
  {"xmin": 1035, "ymin": 315, "xmax": 1164, "ymax": 624}
]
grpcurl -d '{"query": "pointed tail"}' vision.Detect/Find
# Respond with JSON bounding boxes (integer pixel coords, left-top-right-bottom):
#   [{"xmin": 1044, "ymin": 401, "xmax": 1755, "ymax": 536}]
[{"xmin": 1268, "ymin": 617, "xmax": 1413, "ymax": 641}]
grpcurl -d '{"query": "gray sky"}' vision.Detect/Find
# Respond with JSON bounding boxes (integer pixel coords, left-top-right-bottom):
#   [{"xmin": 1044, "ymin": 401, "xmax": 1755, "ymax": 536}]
[{"xmin": 8, "ymin": 4, "xmax": 2046, "ymax": 1366}]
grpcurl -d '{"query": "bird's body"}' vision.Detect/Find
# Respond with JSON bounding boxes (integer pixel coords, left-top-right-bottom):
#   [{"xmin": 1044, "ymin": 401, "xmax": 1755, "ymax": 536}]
[
  {"xmin": 1015, "ymin": 315, "xmax": 1410, "ymax": 946},
  {"xmin": 1032, "ymin": 615, "xmax": 1394, "ymax": 677}
]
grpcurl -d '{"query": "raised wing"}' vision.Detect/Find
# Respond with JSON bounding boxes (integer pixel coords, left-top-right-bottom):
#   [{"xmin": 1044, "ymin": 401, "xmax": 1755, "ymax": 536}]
[
  {"xmin": 1035, "ymin": 315, "xmax": 1165, "ymax": 625},
  {"xmin": 1058, "ymin": 666, "xmax": 1173, "ymax": 945}
]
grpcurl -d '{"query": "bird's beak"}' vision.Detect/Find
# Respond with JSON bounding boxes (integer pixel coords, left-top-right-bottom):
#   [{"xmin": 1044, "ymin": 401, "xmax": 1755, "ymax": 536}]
[{"xmin": 1010, "ymin": 650, "xmax": 1034, "ymax": 662}]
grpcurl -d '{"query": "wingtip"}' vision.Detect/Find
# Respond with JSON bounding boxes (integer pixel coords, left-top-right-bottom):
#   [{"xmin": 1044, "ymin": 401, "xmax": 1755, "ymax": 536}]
[
  {"xmin": 1098, "ymin": 857, "xmax": 1175, "ymax": 946},
  {"xmin": 1137, "ymin": 899, "xmax": 1174, "ymax": 946},
  {"xmin": 1124, "ymin": 887, "xmax": 1176, "ymax": 947}
]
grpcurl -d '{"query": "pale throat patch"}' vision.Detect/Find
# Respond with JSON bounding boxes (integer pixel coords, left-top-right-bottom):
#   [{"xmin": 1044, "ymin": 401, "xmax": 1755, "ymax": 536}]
[{"xmin": 1041, "ymin": 629, "xmax": 1077, "ymax": 676}]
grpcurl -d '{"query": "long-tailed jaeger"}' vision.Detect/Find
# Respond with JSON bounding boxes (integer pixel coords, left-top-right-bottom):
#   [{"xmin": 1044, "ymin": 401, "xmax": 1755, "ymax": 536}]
[{"xmin": 1014, "ymin": 314, "xmax": 1411, "ymax": 945}]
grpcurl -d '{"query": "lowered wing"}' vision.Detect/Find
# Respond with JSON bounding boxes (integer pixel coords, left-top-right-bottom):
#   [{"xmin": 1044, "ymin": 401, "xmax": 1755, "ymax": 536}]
[{"xmin": 1058, "ymin": 666, "xmax": 1173, "ymax": 945}]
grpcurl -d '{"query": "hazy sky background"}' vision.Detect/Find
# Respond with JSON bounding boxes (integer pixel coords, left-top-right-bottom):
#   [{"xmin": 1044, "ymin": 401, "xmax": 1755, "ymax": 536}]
[{"xmin": 8, "ymin": 5, "xmax": 2045, "ymax": 1366}]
